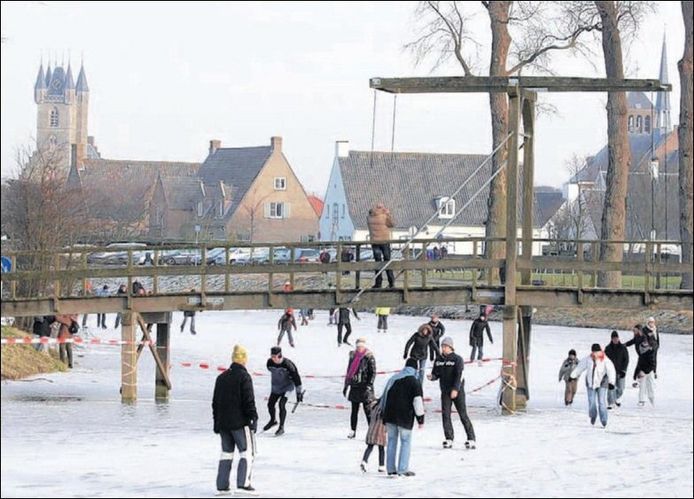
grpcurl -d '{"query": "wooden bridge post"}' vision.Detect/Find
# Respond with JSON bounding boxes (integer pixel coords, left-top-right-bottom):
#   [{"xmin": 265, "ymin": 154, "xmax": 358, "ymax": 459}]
[
  {"xmin": 121, "ymin": 312, "xmax": 137, "ymax": 403},
  {"xmin": 155, "ymin": 315, "xmax": 172, "ymax": 401},
  {"xmin": 515, "ymin": 91, "xmax": 536, "ymax": 409},
  {"xmin": 502, "ymin": 88, "xmax": 521, "ymax": 414}
]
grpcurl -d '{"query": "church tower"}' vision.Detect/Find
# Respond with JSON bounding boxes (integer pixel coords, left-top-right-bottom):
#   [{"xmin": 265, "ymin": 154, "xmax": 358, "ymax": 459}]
[{"xmin": 34, "ymin": 59, "xmax": 89, "ymax": 170}]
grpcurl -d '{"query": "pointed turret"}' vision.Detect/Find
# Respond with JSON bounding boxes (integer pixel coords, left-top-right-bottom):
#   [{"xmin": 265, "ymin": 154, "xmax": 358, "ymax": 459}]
[
  {"xmin": 65, "ymin": 63, "xmax": 75, "ymax": 89},
  {"xmin": 655, "ymin": 32, "xmax": 671, "ymax": 132},
  {"xmin": 45, "ymin": 63, "xmax": 52, "ymax": 87},
  {"xmin": 34, "ymin": 63, "xmax": 46, "ymax": 103},
  {"xmin": 76, "ymin": 63, "xmax": 89, "ymax": 92}
]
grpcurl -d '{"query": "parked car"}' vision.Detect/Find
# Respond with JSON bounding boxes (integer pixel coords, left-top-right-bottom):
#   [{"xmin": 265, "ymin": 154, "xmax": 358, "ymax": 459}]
[
  {"xmin": 294, "ymin": 248, "xmax": 320, "ymax": 263},
  {"xmin": 205, "ymin": 247, "xmax": 228, "ymax": 266},
  {"xmin": 158, "ymin": 250, "xmax": 196, "ymax": 265}
]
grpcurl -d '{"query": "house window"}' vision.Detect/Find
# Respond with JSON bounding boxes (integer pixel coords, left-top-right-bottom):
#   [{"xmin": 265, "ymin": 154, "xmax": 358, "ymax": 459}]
[
  {"xmin": 437, "ymin": 197, "xmax": 455, "ymax": 219},
  {"xmin": 197, "ymin": 201, "xmax": 203, "ymax": 217},
  {"xmin": 50, "ymin": 107, "xmax": 59, "ymax": 127},
  {"xmin": 332, "ymin": 203, "xmax": 338, "ymax": 220},
  {"xmin": 628, "ymin": 115, "xmax": 634, "ymax": 132},
  {"xmin": 267, "ymin": 203, "xmax": 285, "ymax": 218},
  {"xmin": 636, "ymin": 115, "xmax": 642, "ymax": 132},
  {"xmin": 644, "ymin": 115, "xmax": 651, "ymax": 133},
  {"xmin": 341, "ymin": 204, "xmax": 345, "ymax": 219},
  {"xmin": 274, "ymin": 177, "xmax": 286, "ymax": 190},
  {"xmin": 325, "ymin": 204, "xmax": 330, "ymax": 218}
]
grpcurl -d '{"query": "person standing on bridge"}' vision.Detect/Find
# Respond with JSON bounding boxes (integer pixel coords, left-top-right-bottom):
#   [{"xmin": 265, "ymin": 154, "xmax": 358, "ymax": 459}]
[
  {"xmin": 338, "ymin": 307, "xmax": 360, "ymax": 346},
  {"xmin": 469, "ymin": 313, "xmax": 493, "ymax": 365},
  {"xmin": 263, "ymin": 346, "xmax": 304, "ymax": 437},
  {"xmin": 212, "ymin": 344, "xmax": 258, "ymax": 494},
  {"xmin": 604, "ymin": 331, "xmax": 629, "ymax": 409},
  {"xmin": 114, "ymin": 284, "xmax": 128, "ymax": 328},
  {"xmin": 570, "ymin": 344, "xmax": 616, "ymax": 427},
  {"xmin": 367, "ymin": 203, "xmax": 395, "ymax": 289},
  {"xmin": 343, "ymin": 338, "xmax": 376, "ymax": 439},
  {"xmin": 96, "ymin": 284, "xmax": 110, "ymax": 329},
  {"xmin": 403, "ymin": 324, "xmax": 439, "ymax": 386},
  {"xmin": 277, "ymin": 308, "xmax": 297, "ymax": 348},
  {"xmin": 428, "ymin": 337, "xmax": 476, "ymax": 450}
]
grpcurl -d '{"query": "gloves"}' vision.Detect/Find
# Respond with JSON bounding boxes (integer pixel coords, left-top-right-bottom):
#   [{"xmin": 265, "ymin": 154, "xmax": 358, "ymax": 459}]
[
  {"xmin": 403, "ymin": 354, "xmax": 407, "ymax": 360},
  {"xmin": 296, "ymin": 389, "xmax": 304, "ymax": 403},
  {"xmin": 342, "ymin": 385, "xmax": 349, "ymax": 398},
  {"xmin": 249, "ymin": 419, "xmax": 257, "ymax": 433},
  {"xmin": 213, "ymin": 421, "xmax": 220, "ymax": 434},
  {"xmin": 608, "ymin": 384, "xmax": 615, "ymax": 390}
]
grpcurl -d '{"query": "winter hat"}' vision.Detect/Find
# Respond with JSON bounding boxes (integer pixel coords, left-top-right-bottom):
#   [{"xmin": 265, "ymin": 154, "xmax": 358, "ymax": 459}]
[
  {"xmin": 232, "ymin": 344, "xmax": 248, "ymax": 365},
  {"xmin": 405, "ymin": 358, "xmax": 418, "ymax": 369},
  {"xmin": 270, "ymin": 346, "xmax": 282, "ymax": 356},
  {"xmin": 568, "ymin": 349, "xmax": 577, "ymax": 356},
  {"xmin": 441, "ymin": 336, "xmax": 455, "ymax": 350},
  {"xmin": 611, "ymin": 331, "xmax": 619, "ymax": 339},
  {"xmin": 591, "ymin": 343, "xmax": 601, "ymax": 352},
  {"xmin": 356, "ymin": 337, "xmax": 367, "ymax": 347},
  {"xmin": 647, "ymin": 316, "xmax": 655, "ymax": 323},
  {"xmin": 286, "ymin": 308, "xmax": 293, "ymax": 314}
]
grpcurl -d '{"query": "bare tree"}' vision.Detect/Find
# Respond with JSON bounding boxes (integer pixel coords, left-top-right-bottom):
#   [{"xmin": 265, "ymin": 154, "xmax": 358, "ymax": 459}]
[
  {"xmin": 678, "ymin": 0, "xmax": 693, "ymax": 289},
  {"xmin": 240, "ymin": 189, "xmax": 274, "ymax": 243},
  {"xmin": 406, "ymin": 1, "xmax": 598, "ymax": 281},
  {"xmin": 550, "ymin": 154, "xmax": 591, "ymax": 252}
]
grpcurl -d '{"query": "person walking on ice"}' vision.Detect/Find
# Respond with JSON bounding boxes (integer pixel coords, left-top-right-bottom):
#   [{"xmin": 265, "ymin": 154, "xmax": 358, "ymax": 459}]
[
  {"xmin": 212, "ymin": 345, "xmax": 258, "ymax": 495},
  {"xmin": 428, "ymin": 337, "xmax": 476, "ymax": 449},
  {"xmin": 375, "ymin": 307, "xmax": 390, "ymax": 334},
  {"xmin": 469, "ymin": 313, "xmax": 493, "ymax": 365},
  {"xmin": 337, "ymin": 307, "xmax": 360, "ymax": 346},
  {"xmin": 360, "ymin": 397, "xmax": 387, "ymax": 473},
  {"xmin": 277, "ymin": 308, "xmax": 297, "ymax": 348},
  {"xmin": 558, "ymin": 349, "xmax": 579, "ymax": 406},
  {"xmin": 403, "ymin": 324, "xmax": 439, "ymax": 385},
  {"xmin": 604, "ymin": 331, "xmax": 629, "ymax": 408},
  {"xmin": 626, "ymin": 324, "xmax": 657, "ymax": 407},
  {"xmin": 570, "ymin": 343, "xmax": 616, "ymax": 427},
  {"xmin": 263, "ymin": 347, "xmax": 304, "ymax": 436},
  {"xmin": 343, "ymin": 338, "xmax": 376, "ymax": 439}
]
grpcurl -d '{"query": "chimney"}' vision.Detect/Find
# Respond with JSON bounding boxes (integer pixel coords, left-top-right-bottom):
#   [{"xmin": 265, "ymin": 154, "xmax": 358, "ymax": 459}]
[
  {"xmin": 336, "ymin": 140, "xmax": 350, "ymax": 158},
  {"xmin": 209, "ymin": 139, "xmax": 221, "ymax": 155},
  {"xmin": 271, "ymin": 136, "xmax": 282, "ymax": 152}
]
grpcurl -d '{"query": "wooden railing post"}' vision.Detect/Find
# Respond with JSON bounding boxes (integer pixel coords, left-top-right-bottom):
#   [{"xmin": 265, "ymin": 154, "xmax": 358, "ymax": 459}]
[
  {"xmin": 576, "ymin": 242, "xmax": 584, "ymax": 304},
  {"xmin": 656, "ymin": 242, "xmax": 662, "ymax": 290},
  {"xmin": 289, "ymin": 247, "xmax": 295, "ymax": 291},
  {"xmin": 355, "ymin": 243, "xmax": 361, "ymax": 290},
  {"xmin": 152, "ymin": 250, "xmax": 159, "ymax": 295},
  {"xmin": 268, "ymin": 244, "xmax": 274, "ymax": 307},
  {"xmin": 127, "ymin": 249, "xmax": 133, "ymax": 301},
  {"xmin": 224, "ymin": 246, "xmax": 230, "ymax": 293},
  {"xmin": 200, "ymin": 246, "xmax": 207, "ymax": 296}
]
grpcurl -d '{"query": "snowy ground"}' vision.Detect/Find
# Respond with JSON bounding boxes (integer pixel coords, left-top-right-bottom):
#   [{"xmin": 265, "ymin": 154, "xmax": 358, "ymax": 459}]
[{"xmin": 1, "ymin": 310, "xmax": 692, "ymax": 498}]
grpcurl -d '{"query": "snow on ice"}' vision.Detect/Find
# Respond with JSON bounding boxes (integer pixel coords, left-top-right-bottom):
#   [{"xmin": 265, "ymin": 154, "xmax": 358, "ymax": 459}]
[{"xmin": 2, "ymin": 310, "xmax": 692, "ymax": 497}]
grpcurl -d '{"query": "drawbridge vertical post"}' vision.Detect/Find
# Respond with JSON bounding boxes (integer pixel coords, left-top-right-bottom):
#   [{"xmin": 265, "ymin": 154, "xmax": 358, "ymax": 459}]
[
  {"xmin": 501, "ymin": 88, "xmax": 520, "ymax": 414},
  {"xmin": 155, "ymin": 314, "xmax": 172, "ymax": 401},
  {"xmin": 516, "ymin": 90, "xmax": 536, "ymax": 408},
  {"xmin": 121, "ymin": 312, "xmax": 137, "ymax": 403}
]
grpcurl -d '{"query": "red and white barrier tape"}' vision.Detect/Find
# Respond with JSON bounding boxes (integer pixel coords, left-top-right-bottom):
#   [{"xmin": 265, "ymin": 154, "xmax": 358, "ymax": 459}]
[{"xmin": 0, "ymin": 336, "xmax": 158, "ymax": 347}]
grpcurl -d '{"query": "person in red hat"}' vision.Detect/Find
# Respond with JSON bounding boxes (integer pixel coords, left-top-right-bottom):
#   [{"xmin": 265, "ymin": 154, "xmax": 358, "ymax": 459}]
[{"xmin": 277, "ymin": 308, "xmax": 297, "ymax": 347}]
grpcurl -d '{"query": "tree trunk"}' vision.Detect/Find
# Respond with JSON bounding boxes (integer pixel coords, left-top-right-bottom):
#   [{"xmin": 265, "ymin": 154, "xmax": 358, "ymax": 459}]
[
  {"xmin": 485, "ymin": 1, "xmax": 512, "ymax": 281},
  {"xmin": 595, "ymin": 1, "xmax": 631, "ymax": 288},
  {"xmin": 679, "ymin": 0, "xmax": 693, "ymax": 289}
]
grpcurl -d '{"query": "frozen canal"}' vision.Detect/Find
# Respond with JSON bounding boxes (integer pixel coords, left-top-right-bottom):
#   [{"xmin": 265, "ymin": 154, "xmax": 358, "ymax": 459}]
[{"xmin": 2, "ymin": 310, "xmax": 692, "ymax": 497}]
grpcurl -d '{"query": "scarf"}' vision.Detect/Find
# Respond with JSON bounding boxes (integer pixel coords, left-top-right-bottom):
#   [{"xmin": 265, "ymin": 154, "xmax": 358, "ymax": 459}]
[
  {"xmin": 379, "ymin": 366, "xmax": 417, "ymax": 412},
  {"xmin": 346, "ymin": 350, "xmax": 367, "ymax": 383}
]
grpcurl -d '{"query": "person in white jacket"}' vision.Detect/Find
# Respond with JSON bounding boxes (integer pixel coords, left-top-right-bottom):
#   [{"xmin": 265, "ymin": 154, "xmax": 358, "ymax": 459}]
[{"xmin": 570, "ymin": 343, "xmax": 616, "ymax": 427}]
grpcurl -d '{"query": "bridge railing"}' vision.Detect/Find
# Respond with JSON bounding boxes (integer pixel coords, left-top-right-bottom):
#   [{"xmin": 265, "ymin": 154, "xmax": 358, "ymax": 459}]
[{"xmin": 1, "ymin": 237, "xmax": 692, "ymax": 303}]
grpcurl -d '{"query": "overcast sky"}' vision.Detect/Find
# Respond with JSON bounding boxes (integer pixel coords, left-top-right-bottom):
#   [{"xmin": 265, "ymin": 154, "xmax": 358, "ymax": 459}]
[{"xmin": 0, "ymin": 1, "xmax": 686, "ymax": 196}]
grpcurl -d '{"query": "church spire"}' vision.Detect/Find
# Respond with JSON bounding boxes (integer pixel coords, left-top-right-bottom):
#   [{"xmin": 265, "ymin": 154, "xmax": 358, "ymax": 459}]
[
  {"xmin": 655, "ymin": 31, "xmax": 671, "ymax": 132},
  {"xmin": 76, "ymin": 62, "xmax": 89, "ymax": 92}
]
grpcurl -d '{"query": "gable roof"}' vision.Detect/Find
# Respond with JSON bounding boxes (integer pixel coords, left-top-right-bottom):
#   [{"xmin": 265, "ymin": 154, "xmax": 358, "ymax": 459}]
[
  {"xmin": 198, "ymin": 146, "xmax": 272, "ymax": 217},
  {"xmin": 308, "ymin": 195, "xmax": 324, "ymax": 216},
  {"xmin": 534, "ymin": 189, "xmax": 564, "ymax": 228},
  {"xmin": 159, "ymin": 176, "xmax": 205, "ymax": 210},
  {"xmin": 80, "ymin": 158, "xmax": 200, "ymax": 223}
]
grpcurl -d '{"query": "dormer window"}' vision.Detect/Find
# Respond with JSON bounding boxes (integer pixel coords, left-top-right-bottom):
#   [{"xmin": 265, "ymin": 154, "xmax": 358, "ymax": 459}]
[
  {"xmin": 274, "ymin": 177, "xmax": 286, "ymax": 190},
  {"xmin": 217, "ymin": 199, "xmax": 224, "ymax": 218},
  {"xmin": 437, "ymin": 197, "xmax": 455, "ymax": 219},
  {"xmin": 197, "ymin": 201, "xmax": 203, "ymax": 217}
]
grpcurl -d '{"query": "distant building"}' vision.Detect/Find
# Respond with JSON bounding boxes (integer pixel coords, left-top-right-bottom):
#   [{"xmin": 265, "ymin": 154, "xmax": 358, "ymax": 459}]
[
  {"xmin": 28, "ymin": 61, "xmax": 316, "ymax": 243},
  {"xmin": 321, "ymin": 141, "xmax": 562, "ymax": 255}
]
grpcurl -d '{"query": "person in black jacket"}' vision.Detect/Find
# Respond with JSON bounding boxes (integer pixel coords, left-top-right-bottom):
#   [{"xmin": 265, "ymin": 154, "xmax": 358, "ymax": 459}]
[
  {"xmin": 32, "ymin": 315, "xmax": 55, "ymax": 352},
  {"xmin": 403, "ymin": 324, "xmax": 439, "ymax": 385},
  {"xmin": 337, "ymin": 307, "xmax": 360, "ymax": 346},
  {"xmin": 429, "ymin": 337, "xmax": 476, "ymax": 449},
  {"xmin": 212, "ymin": 345, "xmax": 258, "ymax": 494},
  {"xmin": 263, "ymin": 346, "xmax": 304, "ymax": 436},
  {"xmin": 114, "ymin": 284, "xmax": 128, "ymax": 328},
  {"xmin": 469, "ymin": 314, "xmax": 493, "ymax": 363},
  {"xmin": 625, "ymin": 325, "xmax": 657, "ymax": 406},
  {"xmin": 343, "ymin": 338, "xmax": 376, "ymax": 438},
  {"xmin": 604, "ymin": 330, "xmax": 629, "ymax": 408},
  {"xmin": 380, "ymin": 358, "xmax": 425, "ymax": 477},
  {"xmin": 428, "ymin": 314, "xmax": 446, "ymax": 348}
]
